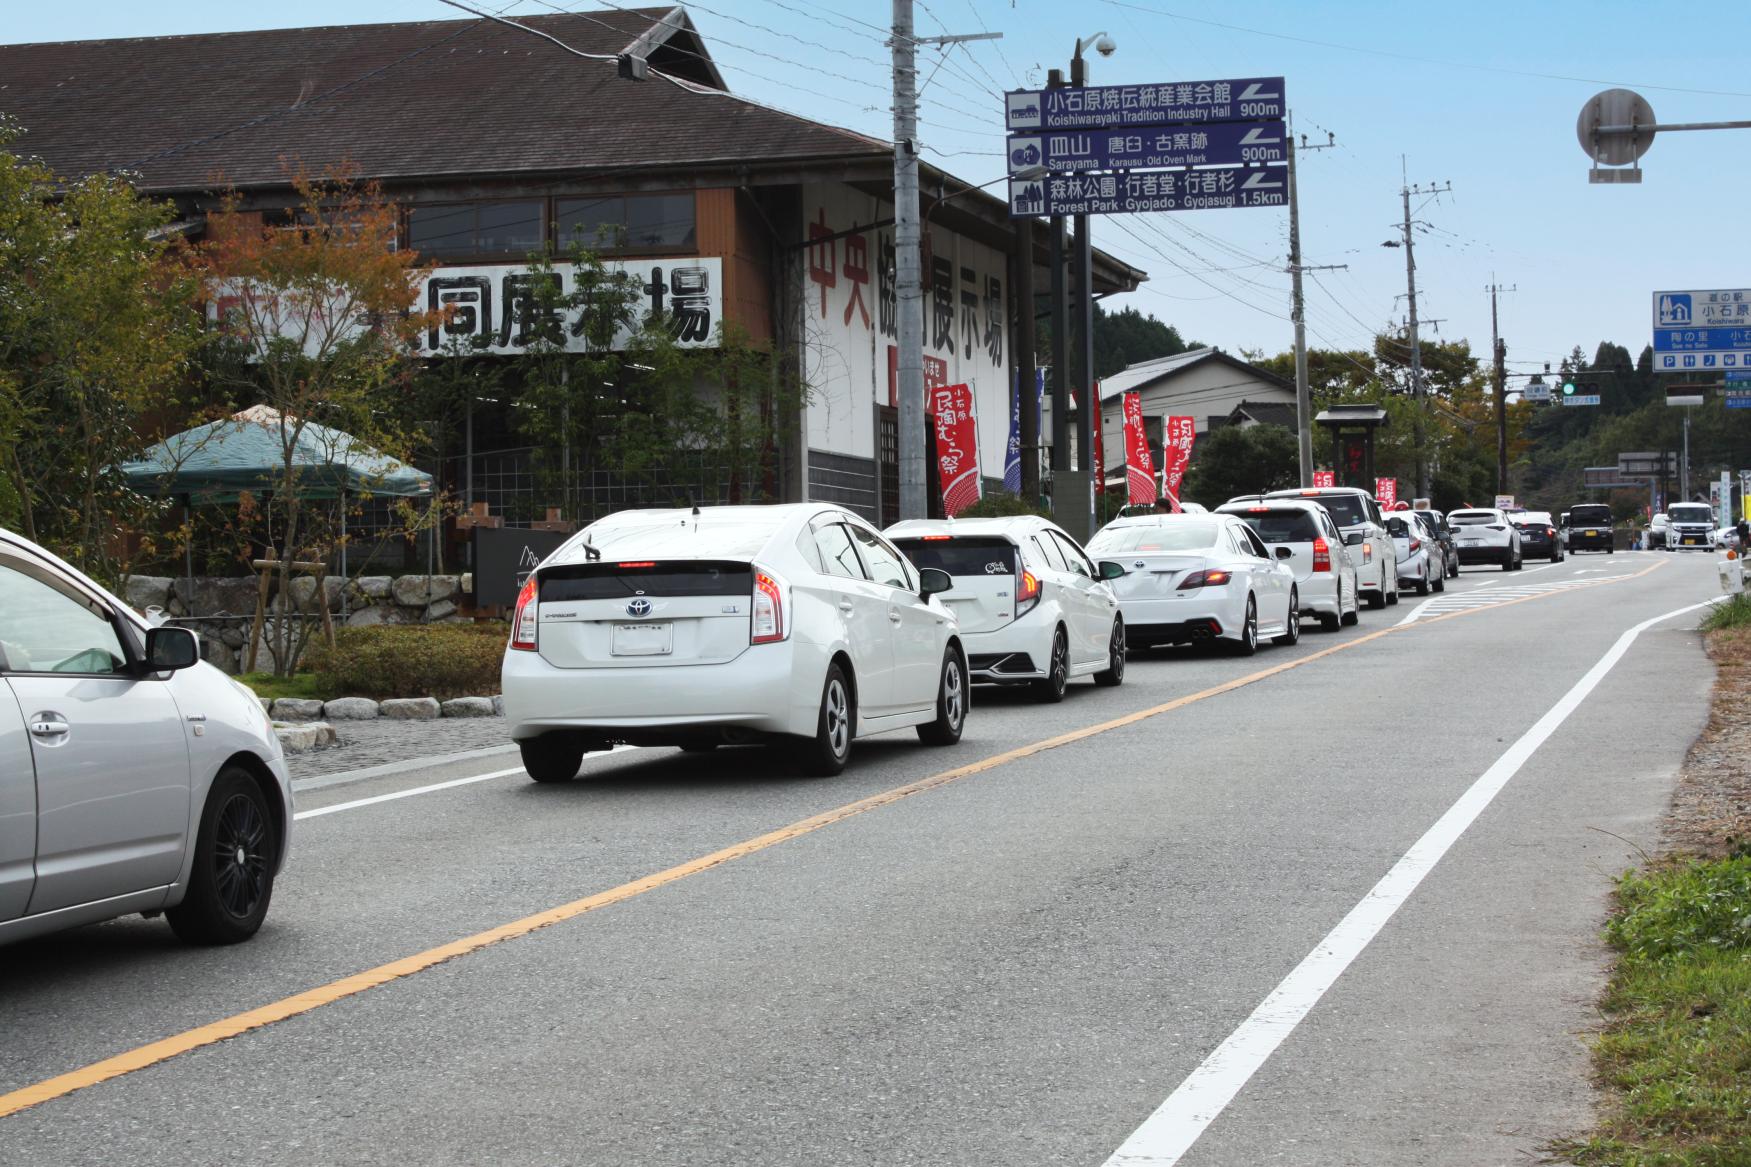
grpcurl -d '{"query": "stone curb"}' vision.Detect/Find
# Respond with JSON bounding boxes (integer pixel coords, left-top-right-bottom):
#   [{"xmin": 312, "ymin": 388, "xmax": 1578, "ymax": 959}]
[
  {"xmin": 307, "ymin": 695, "xmax": 507, "ymax": 721},
  {"xmin": 273, "ymin": 722, "xmax": 339, "ymax": 753}
]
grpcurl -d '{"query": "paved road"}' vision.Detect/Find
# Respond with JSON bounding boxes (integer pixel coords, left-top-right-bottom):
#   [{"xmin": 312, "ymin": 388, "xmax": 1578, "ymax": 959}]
[{"xmin": 0, "ymin": 551, "xmax": 1720, "ymax": 1166}]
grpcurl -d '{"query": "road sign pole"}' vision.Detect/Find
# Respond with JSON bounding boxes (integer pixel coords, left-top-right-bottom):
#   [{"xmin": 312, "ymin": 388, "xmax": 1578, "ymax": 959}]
[
  {"xmin": 1289, "ymin": 125, "xmax": 1311, "ymax": 487},
  {"xmin": 1066, "ymin": 42, "xmax": 1096, "ymax": 542},
  {"xmin": 1683, "ymin": 410, "xmax": 1691, "ymax": 501}
]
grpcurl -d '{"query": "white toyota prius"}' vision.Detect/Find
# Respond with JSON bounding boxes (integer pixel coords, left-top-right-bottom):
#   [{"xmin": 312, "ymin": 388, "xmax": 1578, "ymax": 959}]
[{"xmin": 501, "ymin": 504, "xmax": 968, "ymax": 780}]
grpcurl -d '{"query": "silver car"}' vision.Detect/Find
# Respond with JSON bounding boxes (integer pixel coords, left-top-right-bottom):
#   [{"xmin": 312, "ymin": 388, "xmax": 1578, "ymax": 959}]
[{"xmin": 1, "ymin": 528, "xmax": 292, "ymax": 947}]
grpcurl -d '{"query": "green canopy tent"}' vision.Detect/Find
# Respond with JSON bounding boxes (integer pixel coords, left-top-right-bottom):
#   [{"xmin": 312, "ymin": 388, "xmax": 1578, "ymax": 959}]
[{"xmin": 122, "ymin": 406, "xmax": 434, "ymax": 610}]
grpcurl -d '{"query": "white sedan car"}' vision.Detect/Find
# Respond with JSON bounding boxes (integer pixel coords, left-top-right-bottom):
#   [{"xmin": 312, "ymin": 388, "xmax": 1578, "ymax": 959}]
[
  {"xmin": 1, "ymin": 527, "xmax": 291, "ymax": 948},
  {"xmin": 502, "ymin": 504, "xmax": 968, "ymax": 780},
  {"xmin": 1087, "ymin": 513, "xmax": 1300, "ymax": 655},
  {"xmin": 889, "ymin": 515, "xmax": 1125, "ymax": 702}
]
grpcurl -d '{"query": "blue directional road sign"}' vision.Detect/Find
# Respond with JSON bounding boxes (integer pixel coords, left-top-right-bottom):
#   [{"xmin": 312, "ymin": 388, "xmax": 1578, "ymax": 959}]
[
  {"xmin": 1005, "ymin": 77, "xmax": 1286, "ymax": 133},
  {"xmin": 1009, "ymin": 168, "xmax": 1286, "ymax": 218},
  {"xmin": 1652, "ymin": 288, "xmax": 1751, "ymax": 370},
  {"xmin": 1006, "ymin": 119, "xmax": 1286, "ymax": 175}
]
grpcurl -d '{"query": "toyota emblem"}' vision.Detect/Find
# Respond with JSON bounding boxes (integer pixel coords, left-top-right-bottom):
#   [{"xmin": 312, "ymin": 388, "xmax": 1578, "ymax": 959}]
[{"xmin": 626, "ymin": 598, "xmax": 652, "ymax": 617}]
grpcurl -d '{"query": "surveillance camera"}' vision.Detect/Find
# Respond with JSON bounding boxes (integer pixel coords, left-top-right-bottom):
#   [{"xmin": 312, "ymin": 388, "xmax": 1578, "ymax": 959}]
[{"xmin": 1095, "ymin": 35, "xmax": 1117, "ymax": 57}]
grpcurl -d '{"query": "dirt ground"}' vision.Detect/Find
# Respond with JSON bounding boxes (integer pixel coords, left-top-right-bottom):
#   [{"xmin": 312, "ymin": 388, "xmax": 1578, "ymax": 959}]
[{"xmin": 1662, "ymin": 625, "xmax": 1751, "ymax": 856}]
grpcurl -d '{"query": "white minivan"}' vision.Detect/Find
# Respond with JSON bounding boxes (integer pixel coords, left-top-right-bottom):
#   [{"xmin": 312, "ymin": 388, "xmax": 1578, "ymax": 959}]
[{"xmin": 889, "ymin": 516, "xmax": 1125, "ymax": 702}]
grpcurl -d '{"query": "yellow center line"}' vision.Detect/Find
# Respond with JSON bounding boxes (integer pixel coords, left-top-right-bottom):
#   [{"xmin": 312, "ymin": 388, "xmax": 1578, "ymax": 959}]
[{"xmin": 0, "ymin": 558, "xmax": 1669, "ymax": 1119}]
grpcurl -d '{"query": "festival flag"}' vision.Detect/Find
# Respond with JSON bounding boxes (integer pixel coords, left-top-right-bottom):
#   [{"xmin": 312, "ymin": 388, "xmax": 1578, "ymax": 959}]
[
  {"xmin": 1375, "ymin": 477, "xmax": 1398, "ymax": 510},
  {"xmin": 1159, "ymin": 416, "xmax": 1197, "ymax": 510},
  {"xmin": 1312, "ymin": 470, "xmax": 1335, "ymax": 488},
  {"xmin": 1002, "ymin": 369, "xmax": 1045, "ymax": 495},
  {"xmin": 931, "ymin": 381, "xmax": 982, "ymax": 516},
  {"xmin": 1121, "ymin": 392, "xmax": 1156, "ymax": 504}
]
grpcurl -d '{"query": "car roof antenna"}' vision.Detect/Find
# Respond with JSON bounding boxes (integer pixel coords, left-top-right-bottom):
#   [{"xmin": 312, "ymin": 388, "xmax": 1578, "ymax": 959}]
[{"xmin": 582, "ymin": 535, "xmax": 601, "ymax": 562}]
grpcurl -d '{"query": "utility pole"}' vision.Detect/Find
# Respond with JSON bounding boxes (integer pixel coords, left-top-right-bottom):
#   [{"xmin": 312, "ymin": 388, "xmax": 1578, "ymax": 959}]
[
  {"xmin": 1486, "ymin": 280, "xmax": 1515, "ymax": 494},
  {"xmin": 1014, "ymin": 218, "xmax": 1040, "ymax": 503},
  {"xmin": 1398, "ymin": 176, "xmax": 1451, "ymax": 499},
  {"xmin": 1286, "ymin": 118, "xmax": 1343, "ymax": 487},
  {"xmin": 889, "ymin": 5, "xmax": 1001, "ymax": 520},
  {"xmin": 1063, "ymin": 35, "xmax": 1109, "ymax": 543}
]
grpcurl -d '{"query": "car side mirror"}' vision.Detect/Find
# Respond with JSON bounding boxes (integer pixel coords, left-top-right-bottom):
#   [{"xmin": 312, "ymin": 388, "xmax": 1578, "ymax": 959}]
[
  {"xmin": 918, "ymin": 567, "xmax": 953, "ymax": 598},
  {"xmin": 1098, "ymin": 560, "xmax": 1127, "ymax": 581},
  {"xmin": 145, "ymin": 626, "xmax": 200, "ymax": 672},
  {"xmin": 1274, "ymin": 546, "xmax": 1293, "ymax": 560},
  {"xmin": 1344, "ymin": 532, "xmax": 1364, "ymax": 547}
]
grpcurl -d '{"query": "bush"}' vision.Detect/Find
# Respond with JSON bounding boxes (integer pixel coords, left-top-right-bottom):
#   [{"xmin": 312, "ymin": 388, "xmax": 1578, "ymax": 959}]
[
  {"xmin": 956, "ymin": 492, "xmax": 1051, "ymax": 519},
  {"xmin": 1605, "ymin": 855, "xmax": 1751, "ymax": 962},
  {"xmin": 306, "ymin": 623, "xmax": 507, "ymax": 700}
]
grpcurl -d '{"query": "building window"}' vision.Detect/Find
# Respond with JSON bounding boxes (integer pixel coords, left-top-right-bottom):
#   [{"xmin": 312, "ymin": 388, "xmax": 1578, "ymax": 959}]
[
  {"xmin": 555, "ymin": 194, "xmax": 695, "ymax": 253},
  {"xmin": 406, "ymin": 201, "xmax": 545, "ymax": 261}
]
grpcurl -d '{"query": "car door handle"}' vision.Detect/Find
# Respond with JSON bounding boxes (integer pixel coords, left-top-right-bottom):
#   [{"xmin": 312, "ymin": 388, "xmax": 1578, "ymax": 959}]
[
  {"xmin": 888, "ymin": 610, "xmax": 903, "ymax": 624},
  {"xmin": 838, "ymin": 599, "xmax": 855, "ymax": 613},
  {"xmin": 29, "ymin": 714, "xmax": 69, "ymax": 737}
]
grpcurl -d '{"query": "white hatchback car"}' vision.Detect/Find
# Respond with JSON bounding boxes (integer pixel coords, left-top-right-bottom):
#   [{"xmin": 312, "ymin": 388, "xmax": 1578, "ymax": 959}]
[
  {"xmin": 1087, "ymin": 513, "xmax": 1300, "ymax": 655},
  {"xmin": 1215, "ymin": 498, "xmax": 1361, "ymax": 631},
  {"xmin": 1448, "ymin": 508, "xmax": 1525, "ymax": 570},
  {"xmin": 1, "ymin": 527, "xmax": 292, "ymax": 948},
  {"xmin": 1260, "ymin": 487, "xmax": 1399, "ymax": 609},
  {"xmin": 888, "ymin": 516, "xmax": 1125, "ymax": 702},
  {"xmin": 1386, "ymin": 510, "xmax": 1446, "ymax": 595},
  {"xmin": 502, "ymin": 504, "xmax": 968, "ymax": 779}
]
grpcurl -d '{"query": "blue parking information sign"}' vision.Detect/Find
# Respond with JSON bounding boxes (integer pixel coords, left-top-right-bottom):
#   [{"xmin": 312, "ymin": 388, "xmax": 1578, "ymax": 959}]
[
  {"xmin": 1006, "ymin": 119, "xmax": 1286, "ymax": 175},
  {"xmin": 1652, "ymin": 288, "xmax": 1751, "ymax": 369},
  {"xmin": 1005, "ymin": 77, "xmax": 1285, "ymax": 132}
]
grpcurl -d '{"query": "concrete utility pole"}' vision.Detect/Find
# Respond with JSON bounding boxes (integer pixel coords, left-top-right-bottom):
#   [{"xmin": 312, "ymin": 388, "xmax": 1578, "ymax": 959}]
[
  {"xmin": 1487, "ymin": 281, "xmax": 1515, "ymax": 494},
  {"xmin": 1398, "ymin": 177, "xmax": 1451, "ymax": 499},
  {"xmin": 889, "ymin": 5, "xmax": 1001, "ymax": 520},
  {"xmin": 1286, "ymin": 118, "xmax": 1343, "ymax": 487},
  {"xmin": 891, "ymin": 1, "xmax": 925, "ymax": 520},
  {"xmin": 1061, "ymin": 32, "xmax": 1113, "ymax": 543}
]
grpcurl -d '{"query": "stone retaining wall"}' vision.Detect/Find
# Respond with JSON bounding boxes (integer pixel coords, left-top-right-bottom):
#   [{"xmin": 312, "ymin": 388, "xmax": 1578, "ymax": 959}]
[{"xmin": 122, "ymin": 573, "xmax": 493, "ymax": 674}]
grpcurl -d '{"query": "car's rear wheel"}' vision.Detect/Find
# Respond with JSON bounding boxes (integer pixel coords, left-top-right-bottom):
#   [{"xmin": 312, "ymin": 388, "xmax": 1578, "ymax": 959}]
[
  {"xmin": 1318, "ymin": 583, "xmax": 1342, "ymax": 632},
  {"xmin": 166, "ymin": 768, "xmax": 279, "ymax": 945},
  {"xmin": 917, "ymin": 649, "xmax": 968, "ymax": 744},
  {"xmin": 1232, "ymin": 596, "xmax": 1259, "ymax": 656},
  {"xmin": 1432, "ymin": 571, "xmax": 1445, "ymax": 593},
  {"xmin": 1032, "ymin": 628, "xmax": 1069, "ymax": 703},
  {"xmin": 792, "ymin": 663, "xmax": 855, "ymax": 777},
  {"xmin": 1272, "ymin": 590, "xmax": 1300, "ymax": 646},
  {"xmin": 1415, "ymin": 573, "xmax": 1430, "ymax": 595},
  {"xmin": 521, "ymin": 736, "xmax": 585, "ymax": 783},
  {"xmin": 1385, "ymin": 576, "xmax": 1400, "ymax": 605},
  {"xmin": 1094, "ymin": 618, "xmax": 1126, "ymax": 686}
]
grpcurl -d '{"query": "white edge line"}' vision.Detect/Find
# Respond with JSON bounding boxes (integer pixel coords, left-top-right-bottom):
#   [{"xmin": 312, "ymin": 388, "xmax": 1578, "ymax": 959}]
[
  {"xmin": 292, "ymin": 744, "xmax": 644, "ymax": 821},
  {"xmin": 293, "ymin": 768, "xmax": 527, "ymax": 820},
  {"xmin": 291, "ymin": 744, "xmax": 519, "ymax": 794},
  {"xmin": 1099, "ymin": 594, "xmax": 1723, "ymax": 1167}
]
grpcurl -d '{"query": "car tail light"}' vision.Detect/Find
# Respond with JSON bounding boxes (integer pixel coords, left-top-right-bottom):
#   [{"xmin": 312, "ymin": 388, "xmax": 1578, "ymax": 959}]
[
  {"xmin": 1312, "ymin": 537, "xmax": 1331, "ymax": 572},
  {"xmin": 510, "ymin": 576, "xmax": 539, "ymax": 651},
  {"xmin": 1247, "ymin": 506, "xmax": 1270, "ymax": 513},
  {"xmin": 616, "ymin": 561, "xmax": 656, "ymax": 568},
  {"xmin": 751, "ymin": 568, "xmax": 787, "ymax": 644},
  {"xmin": 922, "ymin": 534, "xmax": 952, "ymax": 541},
  {"xmin": 1409, "ymin": 538, "xmax": 1421, "ymax": 553},
  {"xmin": 1178, "ymin": 569, "xmax": 1232, "ymax": 589},
  {"xmin": 1016, "ymin": 569, "xmax": 1041, "ymax": 617},
  {"xmin": 1547, "ymin": 527, "xmax": 1556, "ymax": 538},
  {"xmin": 1362, "ymin": 543, "xmax": 1373, "ymax": 563},
  {"xmin": 1487, "ymin": 524, "xmax": 1505, "ymax": 531}
]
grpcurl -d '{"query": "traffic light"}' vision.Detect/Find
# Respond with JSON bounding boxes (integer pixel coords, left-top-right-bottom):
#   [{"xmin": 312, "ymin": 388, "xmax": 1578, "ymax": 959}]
[{"xmin": 1562, "ymin": 378, "xmax": 1577, "ymax": 396}]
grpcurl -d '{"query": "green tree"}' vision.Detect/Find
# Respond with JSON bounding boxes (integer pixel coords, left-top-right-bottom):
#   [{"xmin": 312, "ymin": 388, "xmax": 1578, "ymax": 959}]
[
  {"xmin": 0, "ymin": 117, "xmax": 204, "ymax": 576},
  {"xmin": 1038, "ymin": 302, "xmax": 1196, "ymax": 380},
  {"xmin": 1180, "ymin": 423, "xmax": 1300, "ymax": 506}
]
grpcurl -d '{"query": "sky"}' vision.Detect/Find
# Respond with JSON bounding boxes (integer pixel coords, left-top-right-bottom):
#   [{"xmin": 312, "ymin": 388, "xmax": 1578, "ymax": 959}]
[{"xmin": 6, "ymin": 1, "xmax": 1743, "ymax": 381}]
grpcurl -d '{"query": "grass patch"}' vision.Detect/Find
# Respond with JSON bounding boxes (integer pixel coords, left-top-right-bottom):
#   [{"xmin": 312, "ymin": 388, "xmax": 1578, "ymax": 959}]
[
  {"xmin": 1556, "ymin": 855, "xmax": 1751, "ymax": 1167},
  {"xmin": 1700, "ymin": 592, "xmax": 1751, "ymax": 633},
  {"xmin": 235, "ymin": 671, "xmax": 332, "ymax": 702}
]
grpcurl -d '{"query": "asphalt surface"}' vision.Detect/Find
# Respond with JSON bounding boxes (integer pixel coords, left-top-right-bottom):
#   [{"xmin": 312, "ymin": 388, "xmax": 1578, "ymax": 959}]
[{"xmin": 0, "ymin": 550, "xmax": 1721, "ymax": 1166}]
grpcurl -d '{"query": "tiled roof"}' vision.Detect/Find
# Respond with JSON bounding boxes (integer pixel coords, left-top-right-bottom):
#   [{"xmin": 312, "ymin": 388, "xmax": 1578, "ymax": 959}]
[
  {"xmin": 0, "ymin": 9, "xmax": 889, "ymax": 192},
  {"xmin": 1100, "ymin": 347, "xmax": 1291, "ymax": 399}
]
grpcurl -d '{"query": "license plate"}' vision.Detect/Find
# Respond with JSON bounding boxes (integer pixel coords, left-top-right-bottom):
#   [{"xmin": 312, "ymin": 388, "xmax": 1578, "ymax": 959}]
[
  {"xmin": 1459, "ymin": 537, "xmax": 1481, "ymax": 544},
  {"xmin": 1684, "ymin": 537, "xmax": 1699, "ymax": 545},
  {"xmin": 1587, "ymin": 529, "xmax": 1601, "ymax": 535},
  {"xmin": 612, "ymin": 622, "xmax": 672, "ymax": 656}
]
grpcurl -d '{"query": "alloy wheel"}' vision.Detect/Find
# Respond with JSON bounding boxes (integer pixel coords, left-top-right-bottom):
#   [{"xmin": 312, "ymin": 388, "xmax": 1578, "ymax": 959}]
[
  {"xmin": 825, "ymin": 677, "xmax": 850, "ymax": 760},
  {"xmin": 212, "ymin": 793, "xmax": 270, "ymax": 920}
]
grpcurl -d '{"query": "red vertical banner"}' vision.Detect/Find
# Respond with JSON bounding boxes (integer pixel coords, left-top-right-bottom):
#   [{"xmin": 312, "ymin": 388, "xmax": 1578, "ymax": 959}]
[
  {"xmin": 931, "ymin": 381, "xmax": 982, "ymax": 517},
  {"xmin": 1375, "ymin": 477, "xmax": 1398, "ymax": 509},
  {"xmin": 1072, "ymin": 387, "xmax": 1109, "ymax": 492},
  {"xmin": 1312, "ymin": 470, "xmax": 1335, "ymax": 488},
  {"xmin": 1159, "ymin": 416, "xmax": 1197, "ymax": 510},
  {"xmin": 1122, "ymin": 392, "xmax": 1156, "ymax": 504}
]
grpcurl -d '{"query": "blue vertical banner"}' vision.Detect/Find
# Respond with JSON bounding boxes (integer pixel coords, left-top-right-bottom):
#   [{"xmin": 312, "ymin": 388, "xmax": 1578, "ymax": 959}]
[{"xmin": 1003, "ymin": 369, "xmax": 1023, "ymax": 492}]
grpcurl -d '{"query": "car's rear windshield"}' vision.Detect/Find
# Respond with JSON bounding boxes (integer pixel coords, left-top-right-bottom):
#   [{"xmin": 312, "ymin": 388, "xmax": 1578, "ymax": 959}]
[
  {"xmin": 1304, "ymin": 494, "xmax": 1367, "ymax": 527},
  {"xmin": 1228, "ymin": 509, "xmax": 1318, "ymax": 543},
  {"xmin": 1514, "ymin": 512, "xmax": 1553, "ymax": 527},
  {"xmin": 1449, "ymin": 511, "xmax": 1499, "ymax": 526},
  {"xmin": 560, "ymin": 513, "xmax": 784, "ymax": 562},
  {"xmin": 1670, "ymin": 505, "xmax": 1714, "ymax": 524},
  {"xmin": 540, "ymin": 561, "xmax": 753, "ymax": 602},
  {"xmin": 892, "ymin": 536, "xmax": 1018, "ymax": 577},
  {"xmin": 1569, "ymin": 505, "xmax": 1613, "ymax": 524},
  {"xmin": 1087, "ymin": 521, "xmax": 1219, "ymax": 553}
]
